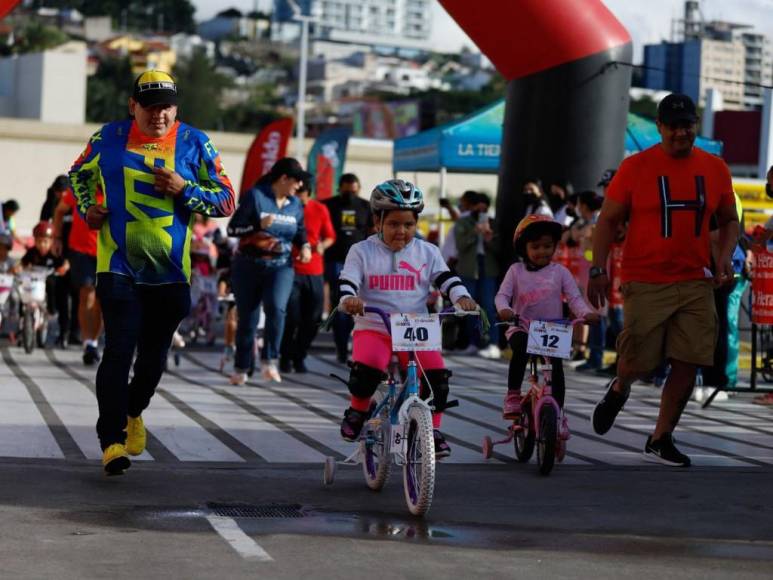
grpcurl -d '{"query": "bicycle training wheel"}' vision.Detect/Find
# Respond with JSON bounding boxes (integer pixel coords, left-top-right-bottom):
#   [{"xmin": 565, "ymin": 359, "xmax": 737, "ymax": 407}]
[
  {"xmin": 402, "ymin": 404, "xmax": 436, "ymax": 517},
  {"xmin": 514, "ymin": 407, "xmax": 534, "ymax": 463},
  {"xmin": 362, "ymin": 389, "xmax": 392, "ymax": 491},
  {"xmin": 537, "ymin": 405, "xmax": 558, "ymax": 476}
]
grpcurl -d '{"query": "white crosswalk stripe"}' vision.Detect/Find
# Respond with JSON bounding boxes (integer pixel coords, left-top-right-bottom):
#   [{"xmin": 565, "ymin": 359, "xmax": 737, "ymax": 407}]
[{"xmin": 0, "ymin": 345, "xmax": 771, "ymax": 469}]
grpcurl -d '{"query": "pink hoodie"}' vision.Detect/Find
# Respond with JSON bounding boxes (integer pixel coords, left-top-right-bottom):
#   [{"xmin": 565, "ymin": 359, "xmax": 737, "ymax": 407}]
[{"xmin": 495, "ymin": 262, "xmax": 593, "ymax": 339}]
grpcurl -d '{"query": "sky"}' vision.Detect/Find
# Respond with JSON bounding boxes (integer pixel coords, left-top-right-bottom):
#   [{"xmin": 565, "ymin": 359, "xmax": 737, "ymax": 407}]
[{"xmin": 192, "ymin": 0, "xmax": 773, "ymax": 63}]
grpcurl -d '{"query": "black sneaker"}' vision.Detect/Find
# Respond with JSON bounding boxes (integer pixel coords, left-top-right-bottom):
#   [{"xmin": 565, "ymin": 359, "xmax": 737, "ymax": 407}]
[
  {"xmin": 433, "ymin": 429, "xmax": 452, "ymax": 459},
  {"xmin": 82, "ymin": 345, "xmax": 100, "ymax": 366},
  {"xmin": 644, "ymin": 433, "xmax": 691, "ymax": 467},
  {"xmin": 293, "ymin": 358, "xmax": 307, "ymax": 373},
  {"xmin": 592, "ymin": 377, "xmax": 628, "ymax": 435},
  {"xmin": 279, "ymin": 358, "xmax": 293, "ymax": 374},
  {"xmin": 336, "ymin": 348, "xmax": 347, "ymax": 364},
  {"xmin": 340, "ymin": 407, "xmax": 367, "ymax": 442}
]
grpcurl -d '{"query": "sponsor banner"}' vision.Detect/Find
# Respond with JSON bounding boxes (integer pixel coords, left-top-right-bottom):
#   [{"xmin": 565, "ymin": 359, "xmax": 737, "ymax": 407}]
[
  {"xmin": 352, "ymin": 101, "xmax": 420, "ymax": 140},
  {"xmin": 752, "ymin": 249, "xmax": 773, "ymax": 325},
  {"xmin": 240, "ymin": 118, "xmax": 293, "ymax": 195},
  {"xmin": 307, "ymin": 128, "xmax": 350, "ymax": 201}
]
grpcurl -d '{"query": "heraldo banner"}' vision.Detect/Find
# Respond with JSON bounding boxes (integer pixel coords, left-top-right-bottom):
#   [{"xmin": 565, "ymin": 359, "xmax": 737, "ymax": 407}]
[
  {"xmin": 307, "ymin": 128, "xmax": 350, "ymax": 201},
  {"xmin": 240, "ymin": 118, "xmax": 294, "ymax": 195},
  {"xmin": 752, "ymin": 248, "xmax": 773, "ymax": 325}
]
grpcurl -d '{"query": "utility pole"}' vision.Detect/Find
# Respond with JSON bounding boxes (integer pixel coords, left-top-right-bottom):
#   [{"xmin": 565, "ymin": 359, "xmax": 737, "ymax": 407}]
[{"xmin": 286, "ymin": 0, "xmax": 317, "ymax": 160}]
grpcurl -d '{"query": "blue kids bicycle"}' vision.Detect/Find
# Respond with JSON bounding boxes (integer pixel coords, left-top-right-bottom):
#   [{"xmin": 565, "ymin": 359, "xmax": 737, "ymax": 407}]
[{"xmin": 323, "ymin": 305, "xmax": 479, "ymax": 517}]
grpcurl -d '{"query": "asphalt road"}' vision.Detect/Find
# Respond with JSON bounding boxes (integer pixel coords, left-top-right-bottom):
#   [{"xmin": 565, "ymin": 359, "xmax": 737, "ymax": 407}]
[{"xmin": 0, "ymin": 343, "xmax": 772, "ymax": 579}]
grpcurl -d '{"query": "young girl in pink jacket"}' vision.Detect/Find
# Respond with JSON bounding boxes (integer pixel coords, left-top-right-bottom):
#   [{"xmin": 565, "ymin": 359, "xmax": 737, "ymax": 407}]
[{"xmin": 495, "ymin": 215, "xmax": 599, "ymax": 418}]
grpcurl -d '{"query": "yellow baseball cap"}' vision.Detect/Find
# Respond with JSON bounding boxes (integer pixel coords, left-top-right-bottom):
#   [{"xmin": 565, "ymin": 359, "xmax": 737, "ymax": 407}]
[{"xmin": 133, "ymin": 70, "xmax": 178, "ymax": 107}]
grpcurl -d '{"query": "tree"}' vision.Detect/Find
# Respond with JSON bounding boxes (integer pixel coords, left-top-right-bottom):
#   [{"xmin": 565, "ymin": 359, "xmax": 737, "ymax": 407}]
[
  {"xmin": 86, "ymin": 56, "xmax": 134, "ymax": 123},
  {"xmin": 367, "ymin": 71, "xmax": 508, "ymax": 129},
  {"xmin": 12, "ymin": 21, "xmax": 69, "ymax": 53},
  {"xmin": 28, "ymin": 1, "xmax": 196, "ymax": 33},
  {"xmin": 173, "ymin": 51, "xmax": 232, "ymax": 130},
  {"xmin": 220, "ymin": 84, "xmax": 284, "ymax": 134},
  {"xmin": 629, "ymin": 96, "xmax": 658, "ymax": 120}
]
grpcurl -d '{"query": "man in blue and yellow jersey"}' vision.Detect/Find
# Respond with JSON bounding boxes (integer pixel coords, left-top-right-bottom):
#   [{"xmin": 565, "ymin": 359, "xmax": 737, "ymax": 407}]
[{"xmin": 69, "ymin": 70, "xmax": 236, "ymax": 475}]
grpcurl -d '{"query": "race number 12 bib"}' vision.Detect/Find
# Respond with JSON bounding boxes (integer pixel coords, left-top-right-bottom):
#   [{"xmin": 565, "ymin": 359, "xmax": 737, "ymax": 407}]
[
  {"xmin": 390, "ymin": 313, "xmax": 441, "ymax": 351},
  {"xmin": 526, "ymin": 320, "xmax": 572, "ymax": 359}
]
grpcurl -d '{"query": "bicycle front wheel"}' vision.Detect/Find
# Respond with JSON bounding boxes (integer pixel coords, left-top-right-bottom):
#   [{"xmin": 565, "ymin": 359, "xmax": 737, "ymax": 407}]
[
  {"xmin": 537, "ymin": 405, "xmax": 557, "ymax": 476},
  {"xmin": 362, "ymin": 389, "xmax": 392, "ymax": 491},
  {"xmin": 22, "ymin": 309, "xmax": 35, "ymax": 354},
  {"xmin": 402, "ymin": 404, "xmax": 436, "ymax": 517},
  {"xmin": 36, "ymin": 318, "xmax": 48, "ymax": 348}
]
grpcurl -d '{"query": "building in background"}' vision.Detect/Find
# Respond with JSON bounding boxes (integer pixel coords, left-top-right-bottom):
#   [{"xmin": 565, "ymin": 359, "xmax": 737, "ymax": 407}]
[
  {"xmin": 198, "ymin": 8, "xmax": 271, "ymax": 42},
  {"xmin": 273, "ymin": 0, "xmax": 431, "ymax": 50},
  {"xmin": 0, "ymin": 42, "xmax": 87, "ymax": 124},
  {"xmin": 170, "ymin": 33, "xmax": 216, "ymax": 61},
  {"xmin": 642, "ymin": 0, "xmax": 772, "ymax": 111},
  {"xmin": 95, "ymin": 36, "xmax": 177, "ymax": 75}
]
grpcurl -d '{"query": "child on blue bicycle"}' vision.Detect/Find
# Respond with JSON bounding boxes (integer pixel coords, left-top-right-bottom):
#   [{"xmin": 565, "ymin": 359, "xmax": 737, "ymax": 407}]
[
  {"xmin": 337, "ymin": 180, "xmax": 478, "ymax": 458},
  {"xmin": 495, "ymin": 215, "xmax": 599, "ymax": 419}
]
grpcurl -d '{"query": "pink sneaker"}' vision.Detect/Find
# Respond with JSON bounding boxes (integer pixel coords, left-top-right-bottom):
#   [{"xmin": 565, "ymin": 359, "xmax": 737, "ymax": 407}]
[{"xmin": 503, "ymin": 391, "xmax": 522, "ymax": 419}]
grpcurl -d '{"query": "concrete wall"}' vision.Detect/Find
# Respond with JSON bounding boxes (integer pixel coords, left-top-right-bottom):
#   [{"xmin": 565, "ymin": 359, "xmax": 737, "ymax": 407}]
[{"xmin": 0, "ymin": 117, "xmax": 497, "ymax": 236}]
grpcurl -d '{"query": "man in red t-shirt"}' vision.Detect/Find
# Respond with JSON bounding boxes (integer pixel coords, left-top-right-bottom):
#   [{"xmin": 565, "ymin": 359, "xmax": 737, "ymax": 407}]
[
  {"xmin": 279, "ymin": 181, "xmax": 336, "ymax": 373},
  {"xmin": 587, "ymin": 93, "xmax": 739, "ymax": 467},
  {"xmin": 53, "ymin": 188, "xmax": 103, "ymax": 366}
]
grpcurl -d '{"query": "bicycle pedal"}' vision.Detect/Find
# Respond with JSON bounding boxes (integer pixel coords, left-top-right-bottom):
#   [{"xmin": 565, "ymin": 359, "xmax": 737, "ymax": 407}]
[{"xmin": 444, "ymin": 399, "xmax": 460, "ymax": 410}]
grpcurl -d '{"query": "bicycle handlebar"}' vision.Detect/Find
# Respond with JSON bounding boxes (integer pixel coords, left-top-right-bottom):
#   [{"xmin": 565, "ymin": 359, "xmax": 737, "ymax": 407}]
[
  {"xmin": 363, "ymin": 305, "xmax": 480, "ymax": 335},
  {"xmin": 496, "ymin": 315, "xmax": 584, "ymax": 330}
]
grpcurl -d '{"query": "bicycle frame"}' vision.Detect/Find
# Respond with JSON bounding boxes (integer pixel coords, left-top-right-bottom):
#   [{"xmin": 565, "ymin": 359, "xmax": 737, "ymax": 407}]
[
  {"xmin": 363, "ymin": 307, "xmax": 429, "ymax": 464},
  {"xmin": 483, "ymin": 316, "xmax": 575, "ymax": 462}
]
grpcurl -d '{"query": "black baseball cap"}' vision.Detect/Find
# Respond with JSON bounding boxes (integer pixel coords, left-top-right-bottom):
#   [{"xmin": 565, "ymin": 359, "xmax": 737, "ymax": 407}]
[
  {"xmin": 657, "ymin": 93, "xmax": 698, "ymax": 125},
  {"xmin": 133, "ymin": 70, "xmax": 178, "ymax": 108}
]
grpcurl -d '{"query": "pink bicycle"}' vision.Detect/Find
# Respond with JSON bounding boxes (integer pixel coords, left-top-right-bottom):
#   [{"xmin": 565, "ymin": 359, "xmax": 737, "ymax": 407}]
[{"xmin": 482, "ymin": 317, "xmax": 575, "ymax": 476}]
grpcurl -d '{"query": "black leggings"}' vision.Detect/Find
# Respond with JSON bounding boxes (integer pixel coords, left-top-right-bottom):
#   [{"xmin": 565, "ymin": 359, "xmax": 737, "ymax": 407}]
[{"xmin": 507, "ymin": 332, "xmax": 566, "ymax": 408}]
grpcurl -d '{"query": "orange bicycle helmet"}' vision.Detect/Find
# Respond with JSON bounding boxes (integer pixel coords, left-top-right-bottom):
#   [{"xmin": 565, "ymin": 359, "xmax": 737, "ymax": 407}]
[{"xmin": 513, "ymin": 215, "xmax": 563, "ymax": 257}]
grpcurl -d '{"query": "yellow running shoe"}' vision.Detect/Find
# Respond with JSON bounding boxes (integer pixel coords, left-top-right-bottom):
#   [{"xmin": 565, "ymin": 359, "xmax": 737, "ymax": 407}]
[
  {"xmin": 125, "ymin": 415, "xmax": 146, "ymax": 456},
  {"xmin": 102, "ymin": 443, "xmax": 130, "ymax": 476}
]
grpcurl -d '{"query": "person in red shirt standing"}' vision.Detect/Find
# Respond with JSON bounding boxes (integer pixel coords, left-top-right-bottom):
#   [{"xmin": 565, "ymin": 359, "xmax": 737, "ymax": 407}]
[
  {"xmin": 588, "ymin": 93, "xmax": 739, "ymax": 467},
  {"xmin": 53, "ymin": 186, "xmax": 103, "ymax": 366},
  {"xmin": 280, "ymin": 179, "xmax": 336, "ymax": 373}
]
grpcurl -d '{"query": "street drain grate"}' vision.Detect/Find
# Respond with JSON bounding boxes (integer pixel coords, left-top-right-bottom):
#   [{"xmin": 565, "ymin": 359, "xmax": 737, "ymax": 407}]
[{"xmin": 208, "ymin": 503, "xmax": 307, "ymax": 519}]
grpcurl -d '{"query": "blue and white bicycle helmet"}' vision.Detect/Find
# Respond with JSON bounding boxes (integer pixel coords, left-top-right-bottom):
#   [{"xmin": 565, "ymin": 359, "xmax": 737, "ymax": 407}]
[{"xmin": 370, "ymin": 179, "xmax": 424, "ymax": 214}]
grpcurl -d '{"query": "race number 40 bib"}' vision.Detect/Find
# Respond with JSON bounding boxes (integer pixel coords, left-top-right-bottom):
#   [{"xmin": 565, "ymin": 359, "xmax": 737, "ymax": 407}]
[
  {"xmin": 390, "ymin": 313, "xmax": 441, "ymax": 351},
  {"xmin": 526, "ymin": 321, "xmax": 572, "ymax": 359}
]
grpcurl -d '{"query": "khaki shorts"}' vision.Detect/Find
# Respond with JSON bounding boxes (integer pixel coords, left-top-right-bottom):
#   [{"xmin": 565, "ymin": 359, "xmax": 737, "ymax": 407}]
[{"xmin": 617, "ymin": 280, "xmax": 718, "ymax": 373}]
